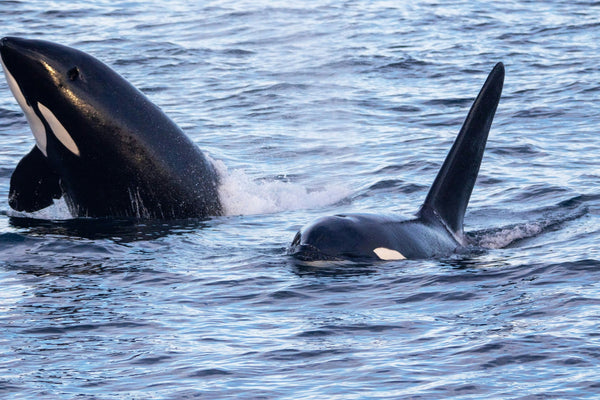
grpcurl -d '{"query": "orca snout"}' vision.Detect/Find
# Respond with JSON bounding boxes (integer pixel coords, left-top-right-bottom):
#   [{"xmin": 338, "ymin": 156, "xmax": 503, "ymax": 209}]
[
  {"xmin": 0, "ymin": 37, "xmax": 74, "ymax": 71},
  {"xmin": 1, "ymin": 36, "xmax": 35, "ymax": 49},
  {"xmin": 0, "ymin": 37, "xmax": 12, "ymax": 62},
  {"xmin": 290, "ymin": 240, "xmax": 343, "ymax": 262},
  {"xmin": 0, "ymin": 37, "xmax": 34, "ymax": 71},
  {"xmin": 0, "ymin": 36, "xmax": 26, "ymax": 56},
  {"xmin": 0, "ymin": 36, "xmax": 12, "ymax": 47}
]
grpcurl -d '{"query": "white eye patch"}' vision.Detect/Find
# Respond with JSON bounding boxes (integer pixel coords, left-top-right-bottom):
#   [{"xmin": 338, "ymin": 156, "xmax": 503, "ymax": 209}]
[
  {"xmin": 1, "ymin": 57, "xmax": 48, "ymax": 156},
  {"xmin": 373, "ymin": 247, "xmax": 406, "ymax": 261},
  {"xmin": 37, "ymin": 102, "xmax": 80, "ymax": 157}
]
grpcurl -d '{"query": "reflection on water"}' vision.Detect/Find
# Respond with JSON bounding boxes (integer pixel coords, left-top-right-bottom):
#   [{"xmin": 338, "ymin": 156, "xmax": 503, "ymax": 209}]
[{"xmin": 8, "ymin": 215, "xmax": 212, "ymax": 243}]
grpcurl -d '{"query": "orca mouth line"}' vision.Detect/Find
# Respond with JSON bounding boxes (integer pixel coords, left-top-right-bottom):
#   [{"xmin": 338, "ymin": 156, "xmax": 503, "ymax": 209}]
[{"xmin": 291, "ymin": 244, "xmax": 344, "ymax": 262}]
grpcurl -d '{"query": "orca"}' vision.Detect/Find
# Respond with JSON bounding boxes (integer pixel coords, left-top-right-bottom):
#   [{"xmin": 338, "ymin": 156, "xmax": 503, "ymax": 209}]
[
  {"xmin": 291, "ymin": 62, "xmax": 505, "ymax": 261},
  {"xmin": 0, "ymin": 36, "xmax": 222, "ymax": 219}
]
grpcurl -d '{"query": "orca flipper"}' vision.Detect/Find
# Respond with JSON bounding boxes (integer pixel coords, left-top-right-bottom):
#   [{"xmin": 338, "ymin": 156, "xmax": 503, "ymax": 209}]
[
  {"xmin": 9, "ymin": 146, "xmax": 62, "ymax": 212},
  {"xmin": 419, "ymin": 62, "xmax": 504, "ymax": 237}
]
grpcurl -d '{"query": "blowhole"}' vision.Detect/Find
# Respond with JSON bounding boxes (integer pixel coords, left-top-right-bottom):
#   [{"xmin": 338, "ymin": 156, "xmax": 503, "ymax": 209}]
[{"xmin": 67, "ymin": 66, "xmax": 80, "ymax": 81}]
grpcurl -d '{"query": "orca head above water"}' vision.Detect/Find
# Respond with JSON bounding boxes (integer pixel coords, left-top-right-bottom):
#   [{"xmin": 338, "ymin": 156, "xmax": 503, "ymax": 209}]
[
  {"xmin": 0, "ymin": 36, "xmax": 111, "ymax": 159},
  {"xmin": 291, "ymin": 62, "xmax": 505, "ymax": 261},
  {"xmin": 291, "ymin": 211, "xmax": 462, "ymax": 261},
  {"xmin": 0, "ymin": 37, "xmax": 222, "ymax": 219}
]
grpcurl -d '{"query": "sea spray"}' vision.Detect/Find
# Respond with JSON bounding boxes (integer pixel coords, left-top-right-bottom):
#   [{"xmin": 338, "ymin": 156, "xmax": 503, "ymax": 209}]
[{"xmin": 212, "ymin": 158, "xmax": 351, "ymax": 216}]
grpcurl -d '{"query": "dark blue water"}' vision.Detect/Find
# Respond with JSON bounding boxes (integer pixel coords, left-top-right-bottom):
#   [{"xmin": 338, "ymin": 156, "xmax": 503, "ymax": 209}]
[{"xmin": 1, "ymin": 1, "xmax": 599, "ymax": 398}]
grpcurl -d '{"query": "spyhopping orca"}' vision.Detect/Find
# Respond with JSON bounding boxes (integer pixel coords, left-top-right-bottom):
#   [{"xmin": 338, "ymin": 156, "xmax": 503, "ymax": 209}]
[
  {"xmin": 0, "ymin": 37, "xmax": 222, "ymax": 219},
  {"xmin": 291, "ymin": 62, "xmax": 505, "ymax": 261}
]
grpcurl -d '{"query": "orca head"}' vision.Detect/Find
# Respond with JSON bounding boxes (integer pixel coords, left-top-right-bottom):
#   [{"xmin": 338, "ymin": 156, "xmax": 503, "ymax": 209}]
[
  {"xmin": 0, "ymin": 37, "xmax": 104, "ymax": 159},
  {"xmin": 0, "ymin": 37, "xmax": 158, "ymax": 217},
  {"xmin": 291, "ymin": 214, "xmax": 408, "ymax": 261}
]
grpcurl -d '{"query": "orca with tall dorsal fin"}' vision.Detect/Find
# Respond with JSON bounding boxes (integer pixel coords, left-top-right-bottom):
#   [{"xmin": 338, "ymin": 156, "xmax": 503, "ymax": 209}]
[
  {"xmin": 291, "ymin": 62, "xmax": 505, "ymax": 261},
  {"xmin": 0, "ymin": 37, "xmax": 222, "ymax": 219}
]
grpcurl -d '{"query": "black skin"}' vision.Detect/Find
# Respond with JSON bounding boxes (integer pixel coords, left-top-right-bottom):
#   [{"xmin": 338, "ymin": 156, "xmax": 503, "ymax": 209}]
[
  {"xmin": 291, "ymin": 210, "xmax": 460, "ymax": 261},
  {"xmin": 1, "ymin": 37, "xmax": 222, "ymax": 219},
  {"xmin": 291, "ymin": 63, "xmax": 505, "ymax": 261}
]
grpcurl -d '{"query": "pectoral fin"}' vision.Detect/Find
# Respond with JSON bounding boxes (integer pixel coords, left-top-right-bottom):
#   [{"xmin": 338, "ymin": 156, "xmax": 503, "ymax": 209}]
[{"xmin": 9, "ymin": 146, "xmax": 62, "ymax": 212}]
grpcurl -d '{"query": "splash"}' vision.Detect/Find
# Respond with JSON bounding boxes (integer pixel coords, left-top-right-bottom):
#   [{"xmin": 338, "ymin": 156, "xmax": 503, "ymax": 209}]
[
  {"xmin": 212, "ymin": 159, "xmax": 351, "ymax": 216},
  {"xmin": 470, "ymin": 205, "xmax": 588, "ymax": 250},
  {"xmin": 475, "ymin": 222, "xmax": 547, "ymax": 249},
  {"xmin": 5, "ymin": 160, "xmax": 351, "ymax": 220}
]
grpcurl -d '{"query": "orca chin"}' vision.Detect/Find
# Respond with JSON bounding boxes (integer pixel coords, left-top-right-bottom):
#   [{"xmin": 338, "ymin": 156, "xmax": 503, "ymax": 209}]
[
  {"xmin": 0, "ymin": 37, "xmax": 222, "ymax": 219},
  {"xmin": 291, "ymin": 242, "xmax": 346, "ymax": 262},
  {"xmin": 290, "ymin": 62, "xmax": 505, "ymax": 261}
]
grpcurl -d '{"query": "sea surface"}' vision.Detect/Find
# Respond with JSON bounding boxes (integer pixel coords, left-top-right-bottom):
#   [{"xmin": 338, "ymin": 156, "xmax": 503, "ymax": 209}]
[{"xmin": 1, "ymin": 1, "xmax": 599, "ymax": 399}]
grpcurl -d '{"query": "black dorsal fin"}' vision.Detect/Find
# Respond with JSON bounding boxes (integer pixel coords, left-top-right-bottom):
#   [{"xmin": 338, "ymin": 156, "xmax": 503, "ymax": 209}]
[
  {"xmin": 9, "ymin": 146, "xmax": 62, "ymax": 212},
  {"xmin": 419, "ymin": 62, "xmax": 504, "ymax": 237}
]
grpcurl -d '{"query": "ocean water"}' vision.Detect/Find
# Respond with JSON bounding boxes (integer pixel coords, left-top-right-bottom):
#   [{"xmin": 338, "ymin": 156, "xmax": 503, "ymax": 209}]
[{"xmin": 1, "ymin": 0, "xmax": 599, "ymax": 398}]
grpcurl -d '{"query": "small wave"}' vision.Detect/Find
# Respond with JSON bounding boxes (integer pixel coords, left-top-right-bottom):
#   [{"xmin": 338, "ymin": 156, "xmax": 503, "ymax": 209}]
[
  {"xmin": 512, "ymin": 107, "xmax": 565, "ymax": 118},
  {"xmin": 488, "ymin": 144, "xmax": 541, "ymax": 156},
  {"xmin": 367, "ymin": 179, "xmax": 424, "ymax": 194},
  {"xmin": 188, "ymin": 368, "xmax": 233, "ymax": 378},
  {"xmin": 424, "ymin": 97, "xmax": 473, "ymax": 107},
  {"xmin": 212, "ymin": 159, "xmax": 351, "ymax": 216},
  {"xmin": 380, "ymin": 59, "xmax": 429, "ymax": 70}
]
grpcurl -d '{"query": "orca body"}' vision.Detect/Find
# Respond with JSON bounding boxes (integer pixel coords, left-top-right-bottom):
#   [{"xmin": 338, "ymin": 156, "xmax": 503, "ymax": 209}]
[
  {"xmin": 0, "ymin": 37, "xmax": 222, "ymax": 219},
  {"xmin": 291, "ymin": 63, "xmax": 505, "ymax": 261}
]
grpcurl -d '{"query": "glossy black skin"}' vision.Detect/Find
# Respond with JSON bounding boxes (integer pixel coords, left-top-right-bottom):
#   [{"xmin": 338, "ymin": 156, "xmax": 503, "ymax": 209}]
[
  {"xmin": 291, "ymin": 209, "xmax": 462, "ymax": 261},
  {"xmin": 291, "ymin": 62, "xmax": 505, "ymax": 261},
  {"xmin": 1, "ymin": 37, "xmax": 222, "ymax": 219}
]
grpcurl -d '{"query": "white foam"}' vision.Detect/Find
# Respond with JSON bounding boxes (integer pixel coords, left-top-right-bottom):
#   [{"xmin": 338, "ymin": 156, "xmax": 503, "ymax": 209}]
[
  {"xmin": 212, "ymin": 158, "xmax": 351, "ymax": 216},
  {"xmin": 477, "ymin": 222, "xmax": 545, "ymax": 249},
  {"xmin": 6, "ymin": 197, "xmax": 74, "ymax": 220},
  {"xmin": 6, "ymin": 156, "xmax": 350, "ymax": 219}
]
